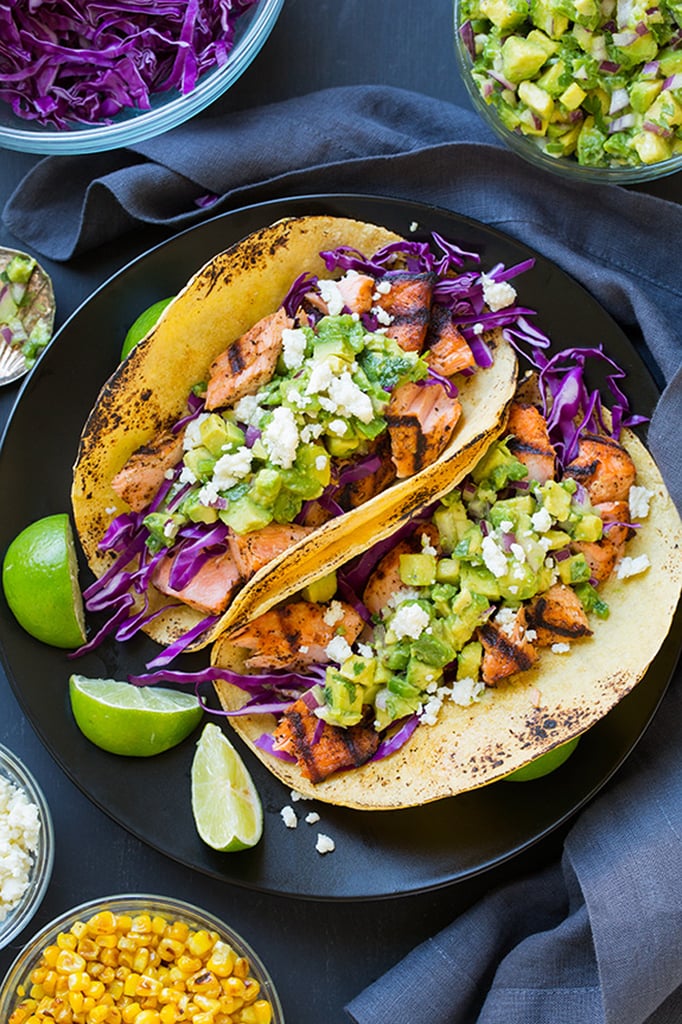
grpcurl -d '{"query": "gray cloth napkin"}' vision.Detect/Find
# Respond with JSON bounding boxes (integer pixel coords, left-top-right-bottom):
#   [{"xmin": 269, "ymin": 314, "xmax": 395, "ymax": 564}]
[{"xmin": 4, "ymin": 85, "xmax": 682, "ymax": 1023}]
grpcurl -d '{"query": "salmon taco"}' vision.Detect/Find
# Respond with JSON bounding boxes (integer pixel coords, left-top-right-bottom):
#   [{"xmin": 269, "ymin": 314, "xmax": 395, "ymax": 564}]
[
  {"xmin": 193, "ymin": 354, "xmax": 682, "ymax": 810},
  {"xmin": 71, "ymin": 215, "xmax": 527, "ymax": 660}
]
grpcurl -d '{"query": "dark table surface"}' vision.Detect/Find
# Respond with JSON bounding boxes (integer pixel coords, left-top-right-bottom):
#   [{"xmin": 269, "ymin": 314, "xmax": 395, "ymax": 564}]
[{"xmin": 0, "ymin": 2, "xmax": 679, "ymax": 1022}]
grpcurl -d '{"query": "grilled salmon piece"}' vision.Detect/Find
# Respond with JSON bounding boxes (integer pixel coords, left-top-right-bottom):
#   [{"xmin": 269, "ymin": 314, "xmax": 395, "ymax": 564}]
[
  {"xmin": 386, "ymin": 380, "xmax": 461, "ymax": 478},
  {"xmin": 337, "ymin": 272, "xmax": 375, "ymax": 314},
  {"xmin": 272, "ymin": 700, "xmax": 379, "ymax": 783},
  {"xmin": 111, "ymin": 430, "xmax": 184, "ymax": 513},
  {"xmin": 228, "ymin": 600, "xmax": 364, "ymax": 671},
  {"xmin": 343, "ymin": 438, "xmax": 397, "ymax": 509},
  {"xmin": 227, "ymin": 522, "xmax": 313, "ymax": 579},
  {"xmin": 571, "ymin": 537, "xmax": 621, "ymax": 584},
  {"xmin": 362, "ymin": 525, "xmax": 440, "ymax": 617},
  {"xmin": 152, "ymin": 549, "xmax": 241, "ymax": 615},
  {"xmin": 594, "ymin": 500, "xmax": 632, "ymax": 550},
  {"xmin": 525, "ymin": 583, "xmax": 592, "ymax": 647},
  {"xmin": 479, "ymin": 609, "xmax": 538, "ymax": 685},
  {"xmin": 426, "ymin": 305, "xmax": 476, "ymax": 377},
  {"xmin": 506, "ymin": 403, "xmax": 557, "ymax": 483},
  {"xmin": 563, "ymin": 434, "xmax": 636, "ymax": 503},
  {"xmin": 205, "ymin": 307, "xmax": 291, "ymax": 411},
  {"xmin": 374, "ymin": 272, "xmax": 435, "ymax": 353}
]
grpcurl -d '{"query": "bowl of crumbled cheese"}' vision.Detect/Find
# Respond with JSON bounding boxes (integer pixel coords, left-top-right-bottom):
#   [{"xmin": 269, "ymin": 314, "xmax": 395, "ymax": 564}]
[{"xmin": 0, "ymin": 744, "xmax": 54, "ymax": 949}]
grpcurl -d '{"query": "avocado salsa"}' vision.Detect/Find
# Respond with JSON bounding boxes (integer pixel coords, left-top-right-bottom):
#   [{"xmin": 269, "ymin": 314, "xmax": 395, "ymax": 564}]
[
  {"xmin": 458, "ymin": 0, "xmax": 682, "ymax": 167},
  {"xmin": 144, "ymin": 315, "xmax": 428, "ymax": 550},
  {"xmin": 317, "ymin": 436, "xmax": 611, "ymax": 733}
]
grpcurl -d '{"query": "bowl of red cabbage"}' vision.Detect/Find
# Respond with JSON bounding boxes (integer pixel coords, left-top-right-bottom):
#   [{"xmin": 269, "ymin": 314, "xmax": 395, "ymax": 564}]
[
  {"xmin": 454, "ymin": 0, "xmax": 682, "ymax": 182},
  {"xmin": 0, "ymin": 0, "xmax": 284, "ymax": 155}
]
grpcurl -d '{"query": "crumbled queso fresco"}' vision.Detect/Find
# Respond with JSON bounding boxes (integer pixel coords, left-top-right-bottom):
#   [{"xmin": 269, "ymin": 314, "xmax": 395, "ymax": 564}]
[{"xmin": 0, "ymin": 775, "xmax": 41, "ymax": 921}]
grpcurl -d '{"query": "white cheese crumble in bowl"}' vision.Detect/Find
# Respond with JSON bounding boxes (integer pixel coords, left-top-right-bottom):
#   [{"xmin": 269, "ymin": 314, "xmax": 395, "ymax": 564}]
[{"xmin": 0, "ymin": 744, "xmax": 54, "ymax": 949}]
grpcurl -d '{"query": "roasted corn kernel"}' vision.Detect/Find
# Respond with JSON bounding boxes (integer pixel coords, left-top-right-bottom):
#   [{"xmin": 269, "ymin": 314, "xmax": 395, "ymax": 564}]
[{"xmin": 7, "ymin": 909, "xmax": 274, "ymax": 1024}]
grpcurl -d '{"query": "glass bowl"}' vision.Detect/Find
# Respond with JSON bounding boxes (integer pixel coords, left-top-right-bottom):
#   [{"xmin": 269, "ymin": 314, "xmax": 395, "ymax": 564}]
[
  {"xmin": 0, "ymin": 0, "xmax": 284, "ymax": 156},
  {"xmin": 0, "ymin": 894, "xmax": 284, "ymax": 1023},
  {"xmin": 453, "ymin": 0, "xmax": 682, "ymax": 184},
  {"xmin": 0, "ymin": 744, "xmax": 54, "ymax": 950}
]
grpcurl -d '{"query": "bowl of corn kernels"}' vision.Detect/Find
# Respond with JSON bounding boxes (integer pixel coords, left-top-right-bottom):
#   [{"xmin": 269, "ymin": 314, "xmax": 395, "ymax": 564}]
[{"xmin": 0, "ymin": 894, "xmax": 283, "ymax": 1024}]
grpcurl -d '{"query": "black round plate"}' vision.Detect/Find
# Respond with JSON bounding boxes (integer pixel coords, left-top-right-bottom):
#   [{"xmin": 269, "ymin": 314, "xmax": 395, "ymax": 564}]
[{"xmin": 0, "ymin": 195, "xmax": 678, "ymax": 901}]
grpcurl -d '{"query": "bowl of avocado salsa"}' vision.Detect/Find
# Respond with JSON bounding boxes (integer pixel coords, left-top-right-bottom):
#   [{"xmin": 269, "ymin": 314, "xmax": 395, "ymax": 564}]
[{"xmin": 454, "ymin": 0, "xmax": 682, "ymax": 179}]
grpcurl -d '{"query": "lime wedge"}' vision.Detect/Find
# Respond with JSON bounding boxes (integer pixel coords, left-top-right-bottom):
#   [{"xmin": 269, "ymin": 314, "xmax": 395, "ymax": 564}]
[
  {"xmin": 2, "ymin": 513, "xmax": 86, "ymax": 649},
  {"xmin": 191, "ymin": 723, "xmax": 263, "ymax": 852},
  {"xmin": 504, "ymin": 736, "xmax": 580, "ymax": 782},
  {"xmin": 121, "ymin": 297, "xmax": 174, "ymax": 360},
  {"xmin": 69, "ymin": 675, "xmax": 203, "ymax": 757}
]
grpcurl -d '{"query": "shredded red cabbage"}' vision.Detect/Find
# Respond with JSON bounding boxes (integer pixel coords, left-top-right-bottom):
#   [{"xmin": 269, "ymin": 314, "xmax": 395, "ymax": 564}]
[
  {"xmin": 282, "ymin": 272, "xmax": 318, "ymax": 317},
  {"xmin": 254, "ymin": 733, "xmax": 297, "ymax": 762},
  {"xmin": 371, "ymin": 714, "xmax": 420, "ymax": 760},
  {"xmin": 0, "ymin": 0, "xmax": 259, "ymax": 129}
]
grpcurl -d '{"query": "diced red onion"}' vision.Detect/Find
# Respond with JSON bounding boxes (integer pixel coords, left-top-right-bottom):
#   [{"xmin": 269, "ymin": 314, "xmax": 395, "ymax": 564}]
[
  {"xmin": 608, "ymin": 113, "xmax": 636, "ymax": 133},
  {"xmin": 643, "ymin": 121, "xmax": 674, "ymax": 137},
  {"xmin": 459, "ymin": 19, "xmax": 476, "ymax": 60},
  {"xmin": 609, "ymin": 87, "xmax": 630, "ymax": 114},
  {"xmin": 599, "ymin": 60, "xmax": 622, "ymax": 72}
]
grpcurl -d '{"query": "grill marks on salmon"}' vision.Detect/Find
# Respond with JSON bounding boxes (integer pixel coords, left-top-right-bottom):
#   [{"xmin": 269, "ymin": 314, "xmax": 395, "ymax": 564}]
[
  {"xmin": 425, "ymin": 305, "xmax": 477, "ymax": 377},
  {"xmin": 479, "ymin": 610, "xmax": 538, "ymax": 685},
  {"xmin": 564, "ymin": 434, "xmax": 637, "ymax": 503},
  {"xmin": 227, "ymin": 522, "xmax": 313, "ymax": 578},
  {"xmin": 374, "ymin": 272, "xmax": 435, "ymax": 353},
  {"xmin": 205, "ymin": 307, "xmax": 292, "ymax": 411},
  {"xmin": 342, "ymin": 437, "xmax": 397, "ymax": 509},
  {"xmin": 506, "ymin": 402, "xmax": 557, "ymax": 483},
  {"xmin": 110, "ymin": 430, "xmax": 184, "ymax": 513},
  {"xmin": 525, "ymin": 584, "xmax": 593, "ymax": 647},
  {"xmin": 386, "ymin": 380, "xmax": 462, "ymax": 478},
  {"xmin": 272, "ymin": 700, "xmax": 379, "ymax": 783},
  {"xmin": 227, "ymin": 600, "xmax": 364, "ymax": 671}
]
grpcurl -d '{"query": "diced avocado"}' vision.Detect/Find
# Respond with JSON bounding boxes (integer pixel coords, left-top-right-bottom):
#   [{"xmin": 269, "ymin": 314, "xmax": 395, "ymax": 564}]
[
  {"xmin": 411, "ymin": 630, "xmax": 457, "ymax": 669},
  {"xmin": 272, "ymin": 488, "xmax": 303, "ymax": 524},
  {"xmin": 572, "ymin": 22, "xmax": 594, "ymax": 52},
  {"xmin": 399, "ymin": 552, "xmax": 438, "ymax": 587},
  {"xmin": 5, "ymin": 253, "xmax": 35, "ymax": 285},
  {"xmin": 435, "ymin": 558, "xmax": 461, "ymax": 584},
  {"xmin": 630, "ymin": 79, "xmax": 663, "ymax": 114},
  {"xmin": 219, "ymin": 495, "xmax": 273, "ymax": 534},
  {"xmin": 457, "ymin": 641, "xmax": 483, "ymax": 681},
  {"xmin": 337, "ymin": 655, "xmax": 377, "ymax": 688},
  {"xmin": 658, "ymin": 48, "xmax": 682, "ymax": 77},
  {"xmin": 501, "ymin": 35, "xmax": 551, "ymax": 83},
  {"xmin": 574, "ymin": 581, "xmax": 609, "ymax": 618},
  {"xmin": 572, "ymin": 513, "xmax": 603, "ymax": 542},
  {"xmin": 434, "ymin": 497, "xmax": 469, "ymax": 554},
  {"xmin": 519, "ymin": 80, "xmax": 556, "ymax": 119},
  {"xmin": 548, "ymin": 122, "xmax": 582, "ymax": 155},
  {"xmin": 429, "ymin": 582, "xmax": 459, "ymax": 618},
  {"xmin": 0, "ymin": 287, "xmax": 18, "ymax": 322},
  {"xmin": 537, "ymin": 59, "xmax": 568, "ymax": 95},
  {"xmin": 498, "ymin": 561, "xmax": 554, "ymax": 601},
  {"xmin": 472, "ymin": 440, "xmax": 528, "ymax": 489},
  {"xmin": 250, "ymin": 467, "xmax": 282, "ymax": 508},
  {"xmin": 557, "ymin": 553, "xmax": 591, "ymax": 584},
  {"xmin": 631, "ymin": 130, "xmax": 673, "ymax": 164},
  {"xmin": 645, "ymin": 91, "xmax": 682, "ymax": 128},
  {"xmin": 542, "ymin": 528, "xmax": 572, "ymax": 549},
  {"xmin": 295, "ymin": 443, "xmax": 331, "ymax": 489},
  {"xmin": 387, "ymin": 674, "xmax": 423, "ymax": 701},
  {"xmin": 539, "ymin": 480, "xmax": 573, "ymax": 521},
  {"xmin": 301, "ymin": 572, "xmax": 338, "ymax": 604},
  {"xmin": 181, "ymin": 492, "xmax": 219, "ymax": 525},
  {"xmin": 383, "ymin": 643, "xmax": 411, "ymax": 672},
  {"xmin": 321, "ymin": 670, "xmax": 364, "ymax": 727},
  {"xmin": 183, "ymin": 446, "xmax": 216, "ymax": 481},
  {"xmin": 406, "ymin": 656, "xmax": 442, "ymax": 691},
  {"xmin": 527, "ymin": 28, "xmax": 560, "ymax": 56},
  {"xmin": 573, "ymin": 0, "xmax": 599, "ymax": 21},
  {"xmin": 559, "ymin": 81, "xmax": 587, "ymax": 110},
  {"xmin": 326, "ymin": 433, "xmax": 359, "ymax": 458},
  {"xmin": 142, "ymin": 511, "xmax": 185, "ymax": 550},
  {"xmin": 495, "ymin": 96, "xmax": 524, "ymax": 132},
  {"xmin": 443, "ymin": 591, "xmax": 490, "ymax": 649},
  {"xmin": 530, "ymin": 0, "xmax": 569, "ymax": 38},
  {"xmin": 199, "ymin": 414, "xmax": 241, "ymax": 457},
  {"xmin": 613, "ymin": 31, "xmax": 658, "ymax": 69},
  {"xmin": 453, "ymin": 523, "xmax": 484, "ymax": 560},
  {"xmin": 460, "ymin": 564, "xmax": 502, "ymax": 601},
  {"xmin": 519, "ymin": 107, "xmax": 550, "ymax": 135},
  {"xmin": 480, "ymin": 0, "xmax": 529, "ymax": 30},
  {"xmin": 488, "ymin": 495, "xmax": 536, "ymax": 526},
  {"xmin": 374, "ymin": 691, "xmax": 420, "ymax": 731}
]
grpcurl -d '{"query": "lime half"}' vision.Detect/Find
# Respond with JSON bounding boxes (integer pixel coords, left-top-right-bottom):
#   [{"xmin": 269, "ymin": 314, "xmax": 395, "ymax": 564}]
[
  {"xmin": 2, "ymin": 513, "xmax": 86, "ymax": 648},
  {"xmin": 191, "ymin": 723, "xmax": 263, "ymax": 852},
  {"xmin": 69, "ymin": 675, "xmax": 203, "ymax": 757},
  {"xmin": 121, "ymin": 297, "xmax": 174, "ymax": 360},
  {"xmin": 504, "ymin": 736, "xmax": 581, "ymax": 782}
]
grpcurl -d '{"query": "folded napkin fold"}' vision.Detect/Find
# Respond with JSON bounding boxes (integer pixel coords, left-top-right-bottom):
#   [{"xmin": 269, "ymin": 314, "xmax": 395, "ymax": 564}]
[{"xmin": 4, "ymin": 85, "xmax": 681, "ymax": 1024}]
